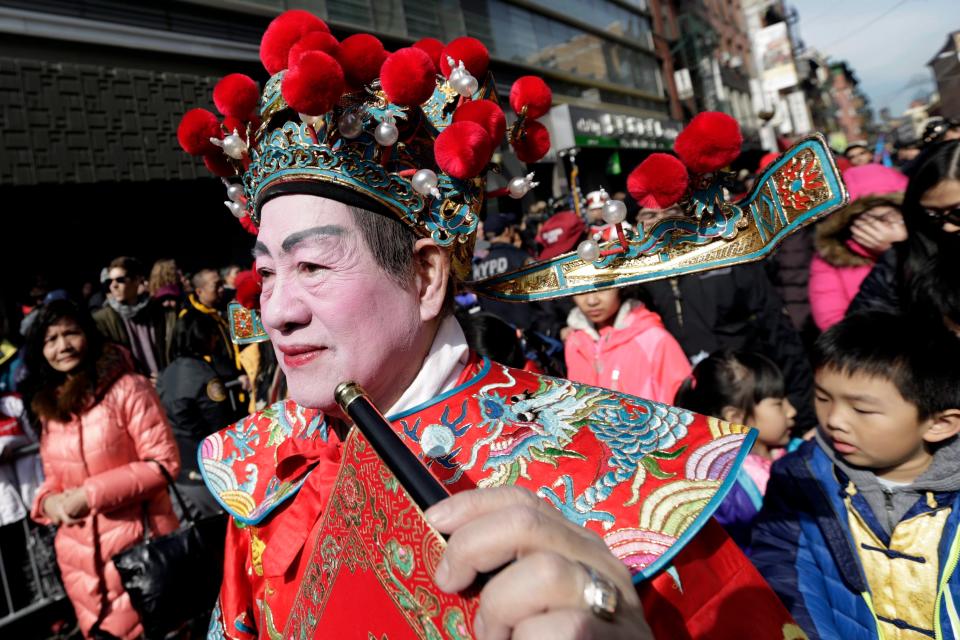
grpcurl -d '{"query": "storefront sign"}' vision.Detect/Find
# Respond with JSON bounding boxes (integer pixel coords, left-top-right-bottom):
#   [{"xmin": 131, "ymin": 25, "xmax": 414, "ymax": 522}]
[{"xmin": 564, "ymin": 105, "xmax": 681, "ymax": 149}]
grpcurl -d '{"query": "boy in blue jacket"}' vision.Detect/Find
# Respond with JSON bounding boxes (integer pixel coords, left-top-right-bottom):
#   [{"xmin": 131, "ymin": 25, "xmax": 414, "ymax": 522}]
[{"xmin": 751, "ymin": 310, "xmax": 960, "ymax": 640}]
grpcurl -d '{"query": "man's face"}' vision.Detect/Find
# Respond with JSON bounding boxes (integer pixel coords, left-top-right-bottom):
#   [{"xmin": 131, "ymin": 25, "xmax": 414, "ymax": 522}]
[
  {"xmin": 255, "ymin": 195, "xmax": 423, "ymax": 413},
  {"xmin": 108, "ymin": 267, "xmax": 141, "ymax": 305},
  {"xmin": 845, "ymin": 146, "xmax": 873, "ymax": 166},
  {"xmin": 814, "ymin": 368, "xmax": 931, "ymax": 477},
  {"xmin": 196, "ymin": 272, "xmax": 224, "ymax": 308}
]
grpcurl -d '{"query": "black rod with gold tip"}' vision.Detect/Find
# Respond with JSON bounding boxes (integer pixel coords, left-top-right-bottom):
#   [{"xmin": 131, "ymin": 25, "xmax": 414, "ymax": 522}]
[{"xmin": 334, "ymin": 381, "xmax": 450, "ymax": 512}]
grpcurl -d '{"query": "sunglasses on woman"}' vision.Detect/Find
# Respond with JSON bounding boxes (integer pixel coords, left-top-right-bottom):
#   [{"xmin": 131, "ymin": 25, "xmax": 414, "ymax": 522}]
[
  {"xmin": 922, "ymin": 203, "xmax": 960, "ymax": 226},
  {"xmin": 107, "ymin": 276, "xmax": 129, "ymax": 285}
]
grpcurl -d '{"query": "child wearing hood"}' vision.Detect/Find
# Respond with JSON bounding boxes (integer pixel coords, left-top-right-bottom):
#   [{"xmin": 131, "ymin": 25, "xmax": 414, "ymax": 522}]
[
  {"xmin": 564, "ymin": 288, "xmax": 690, "ymax": 404},
  {"xmin": 751, "ymin": 311, "xmax": 960, "ymax": 640},
  {"xmin": 809, "ymin": 164, "xmax": 908, "ymax": 330}
]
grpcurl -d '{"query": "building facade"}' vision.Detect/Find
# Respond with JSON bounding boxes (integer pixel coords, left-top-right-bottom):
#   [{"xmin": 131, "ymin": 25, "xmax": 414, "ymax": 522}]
[{"xmin": 929, "ymin": 30, "xmax": 960, "ymax": 120}]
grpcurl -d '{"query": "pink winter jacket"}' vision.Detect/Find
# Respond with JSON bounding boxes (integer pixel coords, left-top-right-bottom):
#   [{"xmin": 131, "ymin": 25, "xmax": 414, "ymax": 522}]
[
  {"xmin": 31, "ymin": 356, "xmax": 180, "ymax": 639},
  {"xmin": 564, "ymin": 300, "xmax": 692, "ymax": 404},
  {"xmin": 808, "ymin": 247, "xmax": 875, "ymax": 330}
]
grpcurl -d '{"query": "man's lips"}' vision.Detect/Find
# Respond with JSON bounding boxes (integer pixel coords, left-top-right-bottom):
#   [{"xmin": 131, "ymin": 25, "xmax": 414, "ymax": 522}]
[{"xmin": 278, "ymin": 345, "xmax": 325, "ymax": 368}]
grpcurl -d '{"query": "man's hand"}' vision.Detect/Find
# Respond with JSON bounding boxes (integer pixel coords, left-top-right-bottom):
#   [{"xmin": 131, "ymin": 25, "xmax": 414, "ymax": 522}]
[{"xmin": 425, "ymin": 487, "xmax": 653, "ymax": 640}]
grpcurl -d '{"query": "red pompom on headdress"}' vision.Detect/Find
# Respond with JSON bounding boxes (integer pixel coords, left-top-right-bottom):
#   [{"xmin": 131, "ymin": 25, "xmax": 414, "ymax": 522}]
[
  {"xmin": 259, "ymin": 10, "xmax": 329, "ymax": 76},
  {"xmin": 439, "ymin": 37, "xmax": 490, "ymax": 78},
  {"xmin": 213, "ymin": 74, "xmax": 259, "ymax": 119},
  {"xmin": 512, "ymin": 120, "xmax": 551, "ymax": 163},
  {"xmin": 177, "ymin": 108, "xmax": 221, "ymax": 156},
  {"xmin": 288, "ymin": 31, "xmax": 341, "ymax": 68},
  {"xmin": 435, "ymin": 121, "xmax": 494, "ymax": 180},
  {"xmin": 282, "ymin": 51, "xmax": 345, "ymax": 116},
  {"xmin": 627, "ymin": 153, "xmax": 689, "ymax": 210},
  {"xmin": 337, "ymin": 34, "xmax": 388, "ymax": 89},
  {"xmin": 235, "ymin": 270, "xmax": 263, "ymax": 310},
  {"xmin": 238, "ymin": 215, "xmax": 258, "ymax": 236},
  {"xmin": 380, "ymin": 47, "xmax": 437, "ymax": 107},
  {"xmin": 453, "ymin": 100, "xmax": 506, "ymax": 144},
  {"xmin": 413, "ymin": 37, "xmax": 444, "ymax": 71},
  {"xmin": 509, "ymin": 76, "xmax": 552, "ymax": 119},
  {"xmin": 673, "ymin": 111, "xmax": 743, "ymax": 174},
  {"xmin": 203, "ymin": 152, "xmax": 235, "ymax": 178}
]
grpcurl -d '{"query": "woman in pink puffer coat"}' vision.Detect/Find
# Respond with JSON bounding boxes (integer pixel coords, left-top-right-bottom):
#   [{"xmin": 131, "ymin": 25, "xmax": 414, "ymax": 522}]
[{"xmin": 25, "ymin": 300, "xmax": 180, "ymax": 640}]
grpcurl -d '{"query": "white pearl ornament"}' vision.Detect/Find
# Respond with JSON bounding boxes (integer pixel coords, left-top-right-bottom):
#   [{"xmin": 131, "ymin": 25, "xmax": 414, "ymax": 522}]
[
  {"xmin": 221, "ymin": 130, "xmax": 248, "ymax": 160},
  {"xmin": 224, "ymin": 200, "xmax": 245, "ymax": 218},
  {"xmin": 507, "ymin": 172, "xmax": 539, "ymax": 198},
  {"xmin": 412, "ymin": 169, "xmax": 441, "ymax": 198},
  {"xmin": 226, "ymin": 184, "xmax": 245, "ymax": 203},
  {"xmin": 602, "ymin": 199, "xmax": 628, "ymax": 225},
  {"xmin": 577, "ymin": 238, "xmax": 601, "ymax": 262}
]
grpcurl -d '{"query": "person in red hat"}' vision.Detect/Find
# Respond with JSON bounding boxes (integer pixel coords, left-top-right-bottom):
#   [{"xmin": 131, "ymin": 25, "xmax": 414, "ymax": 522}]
[{"xmin": 536, "ymin": 210, "xmax": 586, "ymax": 261}]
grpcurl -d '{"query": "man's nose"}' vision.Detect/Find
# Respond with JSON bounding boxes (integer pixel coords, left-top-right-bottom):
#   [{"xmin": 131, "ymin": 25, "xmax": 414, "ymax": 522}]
[{"xmin": 260, "ymin": 277, "xmax": 312, "ymax": 333}]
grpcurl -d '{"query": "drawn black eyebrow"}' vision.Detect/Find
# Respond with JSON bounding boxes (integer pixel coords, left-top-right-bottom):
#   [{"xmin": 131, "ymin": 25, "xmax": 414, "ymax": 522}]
[
  {"xmin": 280, "ymin": 225, "xmax": 346, "ymax": 254},
  {"xmin": 252, "ymin": 241, "xmax": 270, "ymax": 258}
]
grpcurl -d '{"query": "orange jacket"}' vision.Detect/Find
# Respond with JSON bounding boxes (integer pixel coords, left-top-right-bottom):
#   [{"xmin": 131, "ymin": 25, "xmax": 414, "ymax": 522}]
[{"xmin": 31, "ymin": 372, "xmax": 180, "ymax": 639}]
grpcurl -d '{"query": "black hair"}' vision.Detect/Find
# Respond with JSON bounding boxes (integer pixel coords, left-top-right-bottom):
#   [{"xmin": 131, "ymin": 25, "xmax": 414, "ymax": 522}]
[
  {"xmin": 674, "ymin": 350, "xmax": 785, "ymax": 420},
  {"xmin": 21, "ymin": 298, "xmax": 104, "ymax": 399},
  {"xmin": 812, "ymin": 311, "xmax": 960, "ymax": 419},
  {"xmin": 170, "ymin": 312, "xmax": 223, "ymax": 361},
  {"xmin": 456, "ymin": 311, "xmax": 526, "ymax": 369},
  {"xmin": 897, "ymin": 140, "xmax": 960, "ymax": 324}
]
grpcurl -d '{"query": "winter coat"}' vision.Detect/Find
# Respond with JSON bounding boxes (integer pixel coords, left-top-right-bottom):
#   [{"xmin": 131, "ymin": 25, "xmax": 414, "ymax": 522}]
[
  {"xmin": 30, "ymin": 346, "xmax": 181, "ymax": 639},
  {"xmin": 715, "ymin": 440, "xmax": 802, "ymax": 549},
  {"xmin": 847, "ymin": 249, "xmax": 901, "ymax": 317},
  {"xmin": 564, "ymin": 300, "xmax": 691, "ymax": 404},
  {"xmin": 178, "ymin": 294, "xmax": 242, "ymax": 381},
  {"xmin": 750, "ymin": 438, "xmax": 960, "ymax": 640},
  {"xmin": 0, "ymin": 393, "xmax": 42, "ymax": 526},
  {"xmin": 472, "ymin": 242, "xmax": 541, "ymax": 330},
  {"xmin": 809, "ymin": 165, "xmax": 906, "ymax": 330},
  {"xmin": 639, "ymin": 263, "xmax": 818, "ymax": 430},
  {"xmin": 157, "ymin": 357, "xmax": 244, "ymax": 480},
  {"xmin": 93, "ymin": 298, "xmax": 177, "ymax": 373}
]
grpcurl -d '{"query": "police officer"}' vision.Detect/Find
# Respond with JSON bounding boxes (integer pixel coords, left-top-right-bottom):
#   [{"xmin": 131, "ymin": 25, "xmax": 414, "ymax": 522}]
[{"xmin": 471, "ymin": 210, "xmax": 537, "ymax": 329}]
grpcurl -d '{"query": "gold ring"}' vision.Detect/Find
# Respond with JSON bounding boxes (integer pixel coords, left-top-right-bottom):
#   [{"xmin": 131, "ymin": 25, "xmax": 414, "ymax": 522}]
[{"xmin": 578, "ymin": 562, "xmax": 619, "ymax": 622}]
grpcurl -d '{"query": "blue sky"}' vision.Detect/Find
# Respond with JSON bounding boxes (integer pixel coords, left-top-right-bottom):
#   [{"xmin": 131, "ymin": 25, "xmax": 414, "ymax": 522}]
[{"xmin": 793, "ymin": 0, "xmax": 958, "ymax": 116}]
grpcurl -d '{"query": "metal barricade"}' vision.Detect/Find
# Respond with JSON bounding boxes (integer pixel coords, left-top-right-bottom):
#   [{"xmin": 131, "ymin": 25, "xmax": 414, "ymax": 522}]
[{"xmin": 0, "ymin": 442, "xmax": 69, "ymax": 634}]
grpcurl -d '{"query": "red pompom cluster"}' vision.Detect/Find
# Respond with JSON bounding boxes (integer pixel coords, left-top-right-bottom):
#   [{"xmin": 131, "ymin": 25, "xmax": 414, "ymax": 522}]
[
  {"xmin": 260, "ymin": 10, "xmax": 329, "ymax": 75},
  {"xmin": 453, "ymin": 100, "xmax": 506, "ymax": 143},
  {"xmin": 203, "ymin": 152, "xmax": 235, "ymax": 178},
  {"xmin": 282, "ymin": 50, "xmax": 345, "ymax": 116},
  {"xmin": 338, "ymin": 34, "xmax": 388, "ymax": 88},
  {"xmin": 512, "ymin": 120, "xmax": 551, "ymax": 163},
  {"xmin": 381, "ymin": 47, "xmax": 437, "ymax": 107},
  {"xmin": 238, "ymin": 215, "xmax": 259, "ymax": 236},
  {"xmin": 627, "ymin": 153, "xmax": 689, "ymax": 210},
  {"xmin": 435, "ymin": 121, "xmax": 494, "ymax": 180},
  {"xmin": 673, "ymin": 111, "xmax": 742, "ymax": 174},
  {"xmin": 234, "ymin": 270, "xmax": 263, "ymax": 310},
  {"xmin": 413, "ymin": 37, "xmax": 445, "ymax": 71},
  {"xmin": 177, "ymin": 108, "xmax": 221, "ymax": 156},
  {"xmin": 510, "ymin": 76, "xmax": 552, "ymax": 120},
  {"xmin": 440, "ymin": 37, "xmax": 490, "ymax": 78},
  {"xmin": 213, "ymin": 74, "xmax": 259, "ymax": 119},
  {"xmin": 288, "ymin": 31, "xmax": 341, "ymax": 68}
]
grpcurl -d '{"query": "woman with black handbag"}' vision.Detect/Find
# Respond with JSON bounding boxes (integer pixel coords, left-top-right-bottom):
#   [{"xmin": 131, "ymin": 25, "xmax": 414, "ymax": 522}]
[{"xmin": 23, "ymin": 299, "xmax": 180, "ymax": 640}]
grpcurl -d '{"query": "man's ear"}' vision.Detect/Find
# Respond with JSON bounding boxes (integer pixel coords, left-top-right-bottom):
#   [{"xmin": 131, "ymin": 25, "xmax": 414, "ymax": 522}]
[
  {"xmin": 721, "ymin": 406, "xmax": 746, "ymax": 425},
  {"xmin": 412, "ymin": 238, "xmax": 450, "ymax": 323},
  {"xmin": 923, "ymin": 408, "xmax": 960, "ymax": 444}
]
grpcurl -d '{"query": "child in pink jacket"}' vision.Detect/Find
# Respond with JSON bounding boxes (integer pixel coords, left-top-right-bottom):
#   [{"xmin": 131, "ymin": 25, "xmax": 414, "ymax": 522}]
[
  {"xmin": 808, "ymin": 164, "xmax": 907, "ymax": 330},
  {"xmin": 564, "ymin": 288, "xmax": 691, "ymax": 403}
]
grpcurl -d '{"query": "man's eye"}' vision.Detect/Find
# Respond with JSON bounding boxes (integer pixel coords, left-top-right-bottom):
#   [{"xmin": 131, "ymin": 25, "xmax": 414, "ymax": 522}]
[
  {"xmin": 299, "ymin": 263, "xmax": 325, "ymax": 275},
  {"xmin": 257, "ymin": 268, "xmax": 274, "ymax": 280}
]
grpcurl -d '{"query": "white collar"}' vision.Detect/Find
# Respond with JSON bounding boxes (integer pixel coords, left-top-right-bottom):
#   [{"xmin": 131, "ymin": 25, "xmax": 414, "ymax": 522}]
[{"xmin": 386, "ymin": 315, "xmax": 469, "ymax": 417}]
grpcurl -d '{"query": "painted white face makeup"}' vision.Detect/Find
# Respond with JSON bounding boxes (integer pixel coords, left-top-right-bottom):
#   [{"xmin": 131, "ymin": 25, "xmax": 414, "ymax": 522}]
[{"xmin": 255, "ymin": 195, "xmax": 427, "ymax": 414}]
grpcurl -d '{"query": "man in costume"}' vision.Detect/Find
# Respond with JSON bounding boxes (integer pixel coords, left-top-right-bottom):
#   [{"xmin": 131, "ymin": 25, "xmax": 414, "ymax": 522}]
[{"xmin": 177, "ymin": 10, "xmax": 848, "ymax": 639}]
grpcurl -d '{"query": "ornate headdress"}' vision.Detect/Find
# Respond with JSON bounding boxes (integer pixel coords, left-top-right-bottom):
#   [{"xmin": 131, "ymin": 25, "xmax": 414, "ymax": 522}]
[
  {"xmin": 177, "ymin": 10, "xmax": 848, "ymax": 338},
  {"xmin": 177, "ymin": 10, "xmax": 551, "ymax": 282}
]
